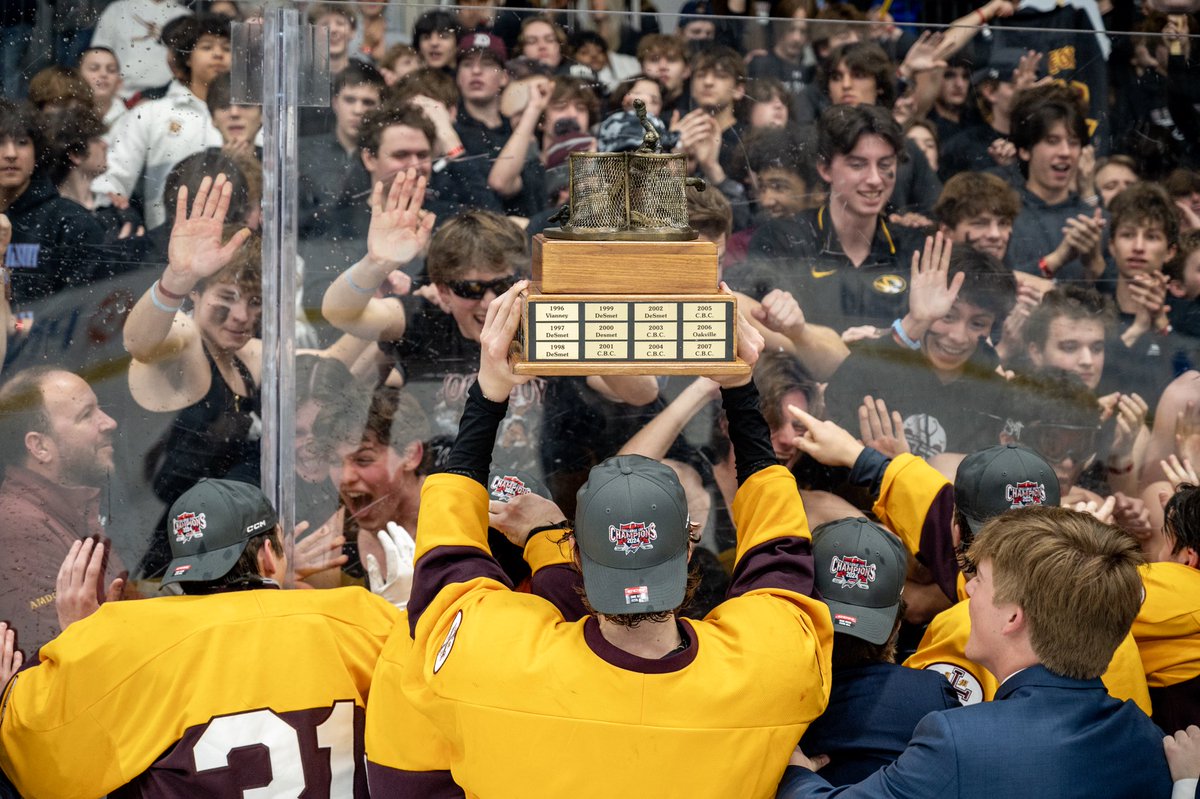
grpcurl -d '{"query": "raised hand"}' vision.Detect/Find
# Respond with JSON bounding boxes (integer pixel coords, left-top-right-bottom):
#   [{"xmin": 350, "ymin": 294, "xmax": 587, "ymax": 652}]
[
  {"xmin": 165, "ymin": 174, "xmax": 252, "ymax": 289},
  {"xmin": 859, "ymin": 394, "xmax": 909, "ymax": 458},
  {"xmin": 365, "ymin": 521, "xmax": 416, "ymax": 610},
  {"xmin": 987, "ymin": 138, "xmax": 1017, "ymax": 167},
  {"xmin": 488, "ymin": 492, "xmax": 567, "ymax": 548},
  {"xmin": 1061, "ymin": 209, "xmax": 1105, "ymax": 258},
  {"xmin": 1011, "ymin": 50, "xmax": 1044, "ymax": 93},
  {"xmin": 522, "ymin": 78, "xmax": 553, "ymax": 122},
  {"xmin": 789, "ymin": 404, "xmax": 865, "ymax": 468},
  {"xmin": 901, "ymin": 233, "xmax": 959, "ymax": 341},
  {"xmin": 367, "ymin": 168, "xmax": 437, "ymax": 268},
  {"xmin": 1161, "ymin": 454, "xmax": 1200, "ymax": 490},
  {"xmin": 0, "ymin": 621, "xmax": 21, "ymax": 686},
  {"xmin": 292, "ymin": 518, "xmax": 348, "ymax": 579},
  {"xmin": 901, "ymin": 31, "xmax": 948, "ymax": 75},
  {"xmin": 1177, "ymin": 198, "xmax": 1200, "ymax": 233},
  {"xmin": 752, "ymin": 288, "xmax": 806, "ymax": 340},
  {"xmin": 1108, "ymin": 392, "xmax": 1148, "ymax": 461},
  {"xmin": 1111, "ymin": 492, "xmax": 1154, "ymax": 543},
  {"xmin": 1164, "ymin": 725, "xmax": 1200, "ymax": 782},
  {"xmin": 1127, "ymin": 273, "xmax": 1171, "ymax": 336},
  {"xmin": 1176, "ymin": 399, "xmax": 1200, "ymax": 466},
  {"xmin": 56, "ymin": 538, "xmax": 124, "ymax": 631},
  {"xmin": 712, "ymin": 282, "xmax": 765, "ymax": 388},
  {"xmin": 995, "ymin": 283, "xmax": 1041, "ymax": 363},
  {"xmin": 1073, "ymin": 495, "xmax": 1116, "ymax": 525},
  {"xmin": 476, "ymin": 278, "xmax": 533, "ymax": 401}
]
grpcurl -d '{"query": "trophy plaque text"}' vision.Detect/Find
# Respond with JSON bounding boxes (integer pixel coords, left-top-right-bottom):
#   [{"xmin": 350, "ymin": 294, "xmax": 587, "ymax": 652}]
[{"xmin": 513, "ymin": 101, "xmax": 749, "ymax": 377}]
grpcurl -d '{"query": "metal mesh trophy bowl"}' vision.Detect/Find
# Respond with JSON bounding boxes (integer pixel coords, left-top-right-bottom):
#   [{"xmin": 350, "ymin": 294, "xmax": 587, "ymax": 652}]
[{"xmin": 513, "ymin": 100, "xmax": 750, "ymax": 377}]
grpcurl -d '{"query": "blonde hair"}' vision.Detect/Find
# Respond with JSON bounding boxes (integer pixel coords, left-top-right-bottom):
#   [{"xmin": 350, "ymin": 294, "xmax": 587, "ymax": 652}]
[{"xmin": 967, "ymin": 507, "xmax": 1143, "ymax": 680}]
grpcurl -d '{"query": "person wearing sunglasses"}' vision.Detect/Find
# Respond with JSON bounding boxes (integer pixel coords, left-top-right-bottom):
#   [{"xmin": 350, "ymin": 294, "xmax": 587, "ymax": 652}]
[{"xmin": 323, "ymin": 170, "xmax": 660, "ymax": 479}]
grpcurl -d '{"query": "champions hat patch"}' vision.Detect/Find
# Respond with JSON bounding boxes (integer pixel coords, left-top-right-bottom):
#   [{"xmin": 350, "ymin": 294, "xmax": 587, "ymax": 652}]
[
  {"xmin": 624, "ymin": 586, "xmax": 650, "ymax": 604},
  {"xmin": 610, "ymin": 521, "xmax": 657, "ymax": 555},
  {"xmin": 173, "ymin": 511, "xmax": 206, "ymax": 544},
  {"xmin": 829, "ymin": 555, "xmax": 877, "ymax": 589},
  {"xmin": 490, "ymin": 474, "xmax": 530, "ymax": 500},
  {"xmin": 1005, "ymin": 480, "xmax": 1047, "ymax": 509}
]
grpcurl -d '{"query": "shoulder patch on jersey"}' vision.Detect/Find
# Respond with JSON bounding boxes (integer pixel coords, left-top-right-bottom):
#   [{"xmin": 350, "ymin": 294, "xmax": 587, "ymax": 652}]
[
  {"xmin": 433, "ymin": 610, "xmax": 464, "ymax": 674},
  {"xmin": 924, "ymin": 662, "xmax": 984, "ymax": 705}
]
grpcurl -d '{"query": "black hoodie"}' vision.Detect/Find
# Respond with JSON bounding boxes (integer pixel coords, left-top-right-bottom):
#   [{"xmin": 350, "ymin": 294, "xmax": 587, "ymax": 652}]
[{"xmin": 6, "ymin": 176, "xmax": 105, "ymax": 304}]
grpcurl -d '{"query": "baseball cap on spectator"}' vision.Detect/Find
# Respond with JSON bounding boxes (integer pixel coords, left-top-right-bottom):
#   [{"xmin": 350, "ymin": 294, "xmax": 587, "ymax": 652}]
[
  {"xmin": 679, "ymin": 0, "xmax": 713, "ymax": 26},
  {"xmin": 161, "ymin": 478, "xmax": 279, "ymax": 585},
  {"xmin": 458, "ymin": 32, "xmax": 507, "ymax": 66},
  {"xmin": 972, "ymin": 48, "xmax": 1028, "ymax": 86},
  {"xmin": 813, "ymin": 517, "xmax": 907, "ymax": 645},
  {"xmin": 574, "ymin": 455, "xmax": 690, "ymax": 615},
  {"xmin": 563, "ymin": 60, "xmax": 601, "ymax": 87},
  {"xmin": 506, "ymin": 56, "xmax": 554, "ymax": 80},
  {"xmin": 954, "ymin": 444, "xmax": 1061, "ymax": 537},
  {"xmin": 597, "ymin": 109, "xmax": 673, "ymax": 153}
]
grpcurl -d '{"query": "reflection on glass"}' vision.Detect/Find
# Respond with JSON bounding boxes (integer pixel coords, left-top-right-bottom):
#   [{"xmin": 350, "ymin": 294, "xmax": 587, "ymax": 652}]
[{"xmin": 0, "ymin": 6, "xmax": 1196, "ymax": 618}]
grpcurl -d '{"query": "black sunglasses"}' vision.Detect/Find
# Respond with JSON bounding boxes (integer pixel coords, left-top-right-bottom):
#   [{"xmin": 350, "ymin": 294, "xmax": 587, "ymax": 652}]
[
  {"xmin": 1020, "ymin": 422, "xmax": 1100, "ymax": 464},
  {"xmin": 445, "ymin": 275, "xmax": 520, "ymax": 301}
]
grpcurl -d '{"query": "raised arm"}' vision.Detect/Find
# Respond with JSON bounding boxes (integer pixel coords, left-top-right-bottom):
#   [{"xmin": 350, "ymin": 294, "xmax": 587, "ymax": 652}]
[
  {"xmin": 619, "ymin": 377, "xmax": 720, "ymax": 460},
  {"xmin": 488, "ymin": 79, "xmax": 551, "ymax": 198},
  {"xmin": 0, "ymin": 214, "xmax": 11, "ymax": 372},
  {"xmin": 123, "ymin": 174, "xmax": 251, "ymax": 362},
  {"xmin": 405, "ymin": 280, "xmax": 533, "ymax": 635},
  {"xmin": 933, "ymin": 0, "xmax": 1015, "ymax": 61},
  {"xmin": 321, "ymin": 169, "xmax": 435, "ymax": 342},
  {"xmin": 739, "ymin": 289, "xmax": 850, "ymax": 380},
  {"xmin": 791, "ymin": 403, "xmax": 961, "ymax": 601}
]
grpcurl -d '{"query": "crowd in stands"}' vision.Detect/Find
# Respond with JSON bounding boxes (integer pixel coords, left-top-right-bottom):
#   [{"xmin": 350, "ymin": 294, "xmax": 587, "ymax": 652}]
[{"xmin": 1, "ymin": 0, "xmax": 1200, "ymax": 794}]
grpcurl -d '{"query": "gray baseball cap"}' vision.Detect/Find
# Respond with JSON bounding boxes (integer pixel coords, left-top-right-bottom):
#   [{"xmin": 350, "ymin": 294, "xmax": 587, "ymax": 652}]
[
  {"xmin": 813, "ymin": 518, "xmax": 907, "ymax": 645},
  {"xmin": 955, "ymin": 444, "xmax": 1060, "ymax": 537},
  {"xmin": 574, "ymin": 455, "xmax": 689, "ymax": 615},
  {"xmin": 161, "ymin": 478, "xmax": 279, "ymax": 585}
]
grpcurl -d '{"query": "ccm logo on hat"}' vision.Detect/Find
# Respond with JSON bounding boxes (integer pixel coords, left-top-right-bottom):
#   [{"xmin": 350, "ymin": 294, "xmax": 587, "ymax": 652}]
[
  {"xmin": 246, "ymin": 519, "xmax": 268, "ymax": 534},
  {"xmin": 610, "ymin": 521, "xmax": 657, "ymax": 555},
  {"xmin": 173, "ymin": 511, "xmax": 206, "ymax": 544},
  {"xmin": 829, "ymin": 555, "xmax": 876, "ymax": 589},
  {"xmin": 1005, "ymin": 481, "xmax": 1047, "ymax": 509}
]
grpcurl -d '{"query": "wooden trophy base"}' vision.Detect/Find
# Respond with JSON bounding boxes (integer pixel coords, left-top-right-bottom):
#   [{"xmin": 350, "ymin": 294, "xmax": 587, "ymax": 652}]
[
  {"xmin": 513, "ymin": 289, "xmax": 751, "ymax": 377},
  {"xmin": 532, "ymin": 235, "xmax": 719, "ymax": 294}
]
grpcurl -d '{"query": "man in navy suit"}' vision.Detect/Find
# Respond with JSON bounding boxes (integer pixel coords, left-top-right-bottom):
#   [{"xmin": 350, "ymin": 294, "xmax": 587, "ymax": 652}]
[
  {"xmin": 779, "ymin": 506, "xmax": 1173, "ymax": 799},
  {"xmin": 799, "ymin": 517, "xmax": 960, "ymax": 785}
]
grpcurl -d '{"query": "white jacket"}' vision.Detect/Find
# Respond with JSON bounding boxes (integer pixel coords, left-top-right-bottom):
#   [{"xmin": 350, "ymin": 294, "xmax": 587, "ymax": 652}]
[
  {"xmin": 92, "ymin": 81, "xmax": 222, "ymax": 229},
  {"xmin": 90, "ymin": 0, "xmax": 190, "ymax": 95}
]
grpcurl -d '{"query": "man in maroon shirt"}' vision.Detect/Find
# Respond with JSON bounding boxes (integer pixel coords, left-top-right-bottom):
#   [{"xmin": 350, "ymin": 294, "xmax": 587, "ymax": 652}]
[{"xmin": 0, "ymin": 365, "xmax": 130, "ymax": 656}]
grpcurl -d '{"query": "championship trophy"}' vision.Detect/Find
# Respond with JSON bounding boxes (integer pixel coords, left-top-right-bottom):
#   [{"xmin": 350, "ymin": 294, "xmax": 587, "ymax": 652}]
[{"xmin": 513, "ymin": 101, "xmax": 751, "ymax": 377}]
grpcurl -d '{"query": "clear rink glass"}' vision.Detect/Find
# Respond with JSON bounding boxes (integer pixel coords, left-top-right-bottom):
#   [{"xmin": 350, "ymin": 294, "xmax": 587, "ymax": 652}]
[{"xmin": 0, "ymin": 0, "xmax": 1195, "ymax": 637}]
